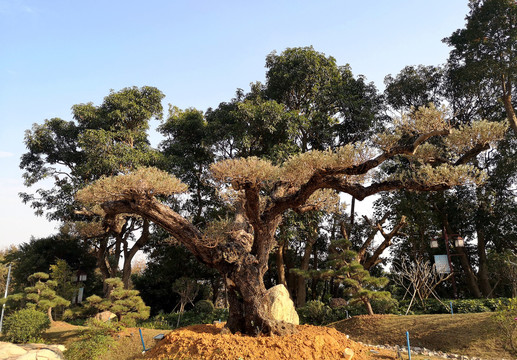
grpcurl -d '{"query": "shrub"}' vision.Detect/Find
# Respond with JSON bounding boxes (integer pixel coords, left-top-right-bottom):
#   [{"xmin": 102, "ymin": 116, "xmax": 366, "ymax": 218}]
[
  {"xmin": 194, "ymin": 299, "xmax": 215, "ymax": 314},
  {"xmin": 64, "ymin": 332, "xmax": 113, "ymax": 360},
  {"xmin": 3, "ymin": 308, "xmax": 50, "ymax": 343},
  {"xmin": 298, "ymin": 300, "xmax": 332, "ymax": 325},
  {"xmin": 494, "ymin": 298, "xmax": 517, "ymax": 355},
  {"xmin": 64, "ymin": 317, "xmax": 117, "ymax": 360},
  {"xmin": 371, "ymin": 297, "xmax": 400, "ymax": 314},
  {"xmin": 397, "ymin": 298, "xmax": 512, "ymax": 315},
  {"xmin": 455, "ymin": 299, "xmax": 491, "ymax": 313}
]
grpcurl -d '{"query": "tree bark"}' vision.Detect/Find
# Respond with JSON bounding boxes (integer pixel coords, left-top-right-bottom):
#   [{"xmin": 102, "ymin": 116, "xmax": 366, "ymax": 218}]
[
  {"xmin": 475, "ymin": 225, "xmax": 492, "ymax": 297},
  {"xmin": 47, "ymin": 307, "xmax": 54, "ymax": 323},
  {"xmin": 501, "ymin": 78, "xmax": 517, "ymax": 136},
  {"xmin": 295, "ymin": 220, "xmax": 318, "ymax": 307},
  {"xmin": 364, "ymin": 299, "xmax": 374, "ymax": 316},
  {"xmin": 455, "ymin": 246, "xmax": 482, "ymax": 298},
  {"xmin": 276, "ymin": 240, "xmax": 287, "ymax": 286}
]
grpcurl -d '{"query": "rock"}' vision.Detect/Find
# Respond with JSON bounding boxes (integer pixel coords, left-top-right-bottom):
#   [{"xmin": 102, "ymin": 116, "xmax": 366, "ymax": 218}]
[
  {"xmin": 16, "ymin": 351, "xmax": 37, "ymax": 360},
  {"xmin": 0, "ymin": 343, "xmax": 28, "ymax": 359},
  {"xmin": 38, "ymin": 349, "xmax": 62, "ymax": 359},
  {"xmin": 0, "ymin": 342, "xmax": 64, "ymax": 360},
  {"xmin": 94, "ymin": 310, "xmax": 117, "ymax": 322},
  {"xmin": 266, "ymin": 285, "xmax": 299, "ymax": 325},
  {"xmin": 343, "ymin": 347, "xmax": 354, "ymax": 360}
]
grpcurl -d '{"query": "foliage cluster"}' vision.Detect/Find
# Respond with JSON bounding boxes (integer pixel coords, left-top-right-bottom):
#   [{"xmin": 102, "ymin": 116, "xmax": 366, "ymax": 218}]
[{"xmin": 3, "ymin": 308, "xmax": 50, "ymax": 343}]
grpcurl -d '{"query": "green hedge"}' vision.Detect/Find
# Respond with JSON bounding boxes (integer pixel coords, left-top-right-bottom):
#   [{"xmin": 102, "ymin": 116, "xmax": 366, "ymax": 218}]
[
  {"xmin": 398, "ymin": 297, "xmax": 510, "ymax": 315},
  {"xmin": 297, "ymin": 297, "xmax": 513, "ymax": 326}
]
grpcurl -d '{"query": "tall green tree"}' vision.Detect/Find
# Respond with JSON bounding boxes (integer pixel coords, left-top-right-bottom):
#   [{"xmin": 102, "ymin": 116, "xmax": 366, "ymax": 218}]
[
  {"xmin": 384, "ymin": 65, "xmax": 445, "ymax": 113},
  {"xmin": 444, "ymin": 0, "xmax": 517, "ymax": 135}
]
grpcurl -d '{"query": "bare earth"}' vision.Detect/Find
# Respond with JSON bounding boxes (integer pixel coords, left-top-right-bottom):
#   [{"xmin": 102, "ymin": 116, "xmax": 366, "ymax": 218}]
[{"xmin": 144, "ymin": 322, "xmax": 396, "ymax": 360}]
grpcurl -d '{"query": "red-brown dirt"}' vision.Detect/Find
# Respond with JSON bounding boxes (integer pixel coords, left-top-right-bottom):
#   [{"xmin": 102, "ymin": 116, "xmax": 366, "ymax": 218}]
[{"xmin": 144, "ymin": 323, "xmax": 397, "ymax": 360}]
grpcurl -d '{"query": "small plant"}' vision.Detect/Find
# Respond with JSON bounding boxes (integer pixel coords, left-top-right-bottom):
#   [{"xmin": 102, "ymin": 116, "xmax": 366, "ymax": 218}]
[
  {"xmin": 3, "ymin": 308, "xmax": 50, "ymax": 343},
  {"xmin": 298, "ymin": 300, "xmax": 332, "ymax": 325}
]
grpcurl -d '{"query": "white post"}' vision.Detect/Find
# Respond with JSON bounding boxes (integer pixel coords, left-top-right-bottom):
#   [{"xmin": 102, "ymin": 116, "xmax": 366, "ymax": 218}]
[{"xmin": 0, "ymin": 263, "xmax": 12, "ymax": 333}]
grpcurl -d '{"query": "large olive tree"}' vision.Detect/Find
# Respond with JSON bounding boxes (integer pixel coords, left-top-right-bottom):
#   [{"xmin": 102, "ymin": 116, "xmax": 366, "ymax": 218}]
[{"xmin": 77, "ymin": 105, "xmax": 506, "ymax": 336}]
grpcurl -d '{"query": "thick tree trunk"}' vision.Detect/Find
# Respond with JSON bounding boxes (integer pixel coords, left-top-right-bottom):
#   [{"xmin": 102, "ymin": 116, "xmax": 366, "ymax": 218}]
[
  {"xmin": 295, "ymin": 226, "xmax": 318, "ymax": 307},
  {"xmin": 224, "ymin": 255, "xmax": 295, "ymax": 336},
  {"xmin": 456, "ymin": 247, "xmax": 482, "ymax": 298}
]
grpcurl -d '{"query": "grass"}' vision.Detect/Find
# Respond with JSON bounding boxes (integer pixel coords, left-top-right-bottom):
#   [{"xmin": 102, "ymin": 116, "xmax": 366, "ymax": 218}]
[
  {"xmin": 328, "ymin": 312, "xmax": 513, "ymax": 359},
  {"xmin": 39, "ymin": 322, "xmax": 165, "ymax": 360}
]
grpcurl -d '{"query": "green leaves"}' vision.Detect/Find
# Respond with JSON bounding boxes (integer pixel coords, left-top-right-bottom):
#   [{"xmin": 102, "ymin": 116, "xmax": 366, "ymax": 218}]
[{"xmin": 20, "ymin": 86, "xmax": 165, "ymax": 221}]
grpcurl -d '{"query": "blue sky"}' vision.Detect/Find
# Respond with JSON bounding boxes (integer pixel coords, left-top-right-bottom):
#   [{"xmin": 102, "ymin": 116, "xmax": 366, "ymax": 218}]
[{"xmin": 0, "ymin": 0, "xmax": 470, "ymax": 248}]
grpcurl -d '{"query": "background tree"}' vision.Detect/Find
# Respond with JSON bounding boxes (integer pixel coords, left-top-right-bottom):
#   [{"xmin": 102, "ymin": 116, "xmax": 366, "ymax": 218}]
[
  {"xmin": 49, "ymin": 259, "xmax": 78, "ymax": 307},
  {"xmin": 4, "ymin": 234, "xmax": 99, "ymax": 295},
  {"xmin": 132, "ymin": 230, "xmax": 220, "ymax": 315},
  {"xmin": 20, "ymin": 86, "xmax": 165, "ymax": 288},
  {"xmin": 444, "ymin": 0, "xmax": 517, "ymax": 135}
]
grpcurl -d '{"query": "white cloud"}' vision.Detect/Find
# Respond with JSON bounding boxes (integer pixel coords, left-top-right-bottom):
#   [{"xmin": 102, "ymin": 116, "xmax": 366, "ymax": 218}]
[{"xmin": 0, "ymin": 151, "xmax": 13, "ymax": 158}]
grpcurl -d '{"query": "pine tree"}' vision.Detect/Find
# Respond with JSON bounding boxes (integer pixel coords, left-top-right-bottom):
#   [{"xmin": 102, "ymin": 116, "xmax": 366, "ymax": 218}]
[
  {"xmin": 322, "ymin": 239, "xmax": 391, "ymax": 315},
  {"xmin": 85, "ymin": 278, "xmax": 149, "ymax": 325},
  {"xmin": 23, "ymin": 272, "xmax": 70, "ymax": 322}
]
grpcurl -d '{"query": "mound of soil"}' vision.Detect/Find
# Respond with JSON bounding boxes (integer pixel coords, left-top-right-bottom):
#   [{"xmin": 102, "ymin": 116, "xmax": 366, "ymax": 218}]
[{"xmin": 144, "ymin": 323, "xmax": 386, "ymax": 360}]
